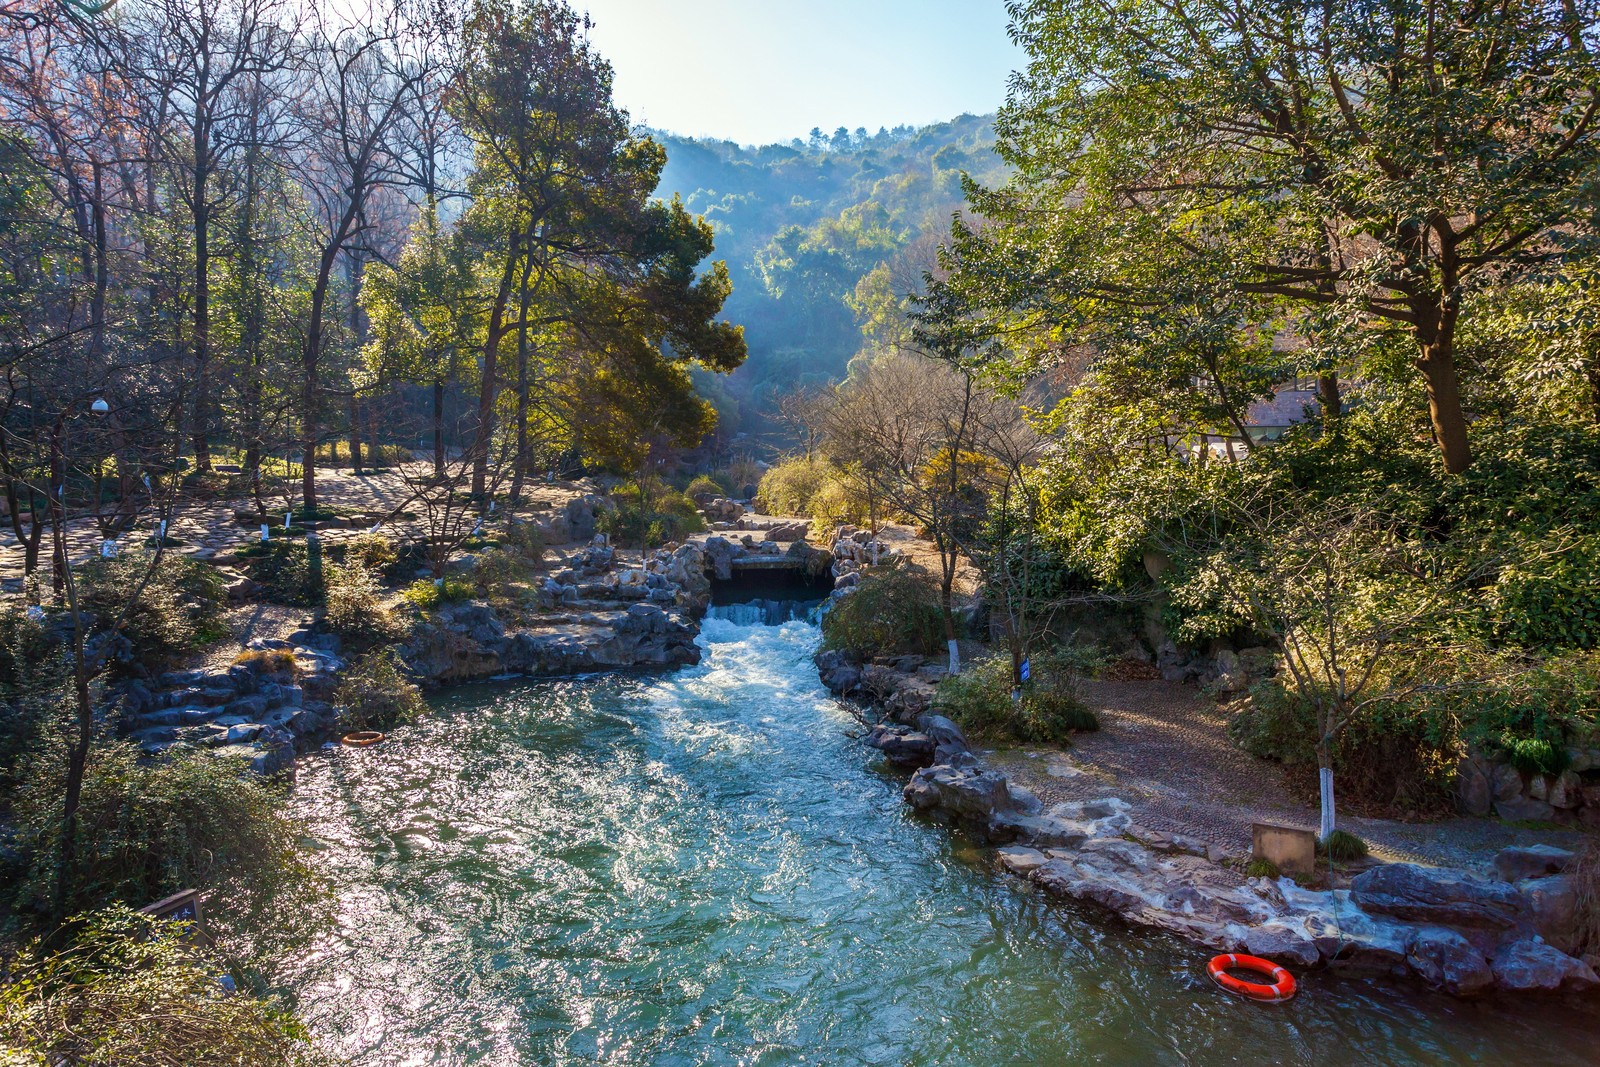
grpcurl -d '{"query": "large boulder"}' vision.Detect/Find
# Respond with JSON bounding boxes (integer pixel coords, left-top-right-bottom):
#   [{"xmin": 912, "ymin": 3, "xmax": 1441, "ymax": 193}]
[
  {"xmin": 1490, "ymin": 938, "xmax": 1599, "ymax": 993},
  {"xmin": 1351, "ymin": 863, "xmax": 1526, "ymax": 930},
  {"xmin": 1493, "ymin": 844, "xmax": 1576, "ymax": 883},
  {"xmin": 863, "ymin": 724, "xmax": 936, "ymax": 768},
  {"xmin": 1406, "ymin": 928, "xmax": 1495, "ymax": 996},
  {"xmin": 903, "ymin": 765, "xmax": 1016, "ymax": 822}
]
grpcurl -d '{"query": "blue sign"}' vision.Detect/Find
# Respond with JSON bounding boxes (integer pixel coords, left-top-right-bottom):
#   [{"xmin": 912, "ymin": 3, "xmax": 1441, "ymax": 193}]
[{"xmin": 1020, "ymin": 658, "xmax": 1031, "ymax": 682}]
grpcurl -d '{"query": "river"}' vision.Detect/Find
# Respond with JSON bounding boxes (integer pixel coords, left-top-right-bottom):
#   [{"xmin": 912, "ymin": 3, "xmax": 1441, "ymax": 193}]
[{"xmin": 285, "ymin": 612, "xmax": 1600, "ymax": 1066}]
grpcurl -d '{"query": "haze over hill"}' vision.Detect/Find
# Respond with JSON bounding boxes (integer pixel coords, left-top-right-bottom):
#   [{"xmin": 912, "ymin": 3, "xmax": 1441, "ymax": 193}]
[{"xmin": 653, "ymin": 114, "xmax": 1009, "ymax": 446}]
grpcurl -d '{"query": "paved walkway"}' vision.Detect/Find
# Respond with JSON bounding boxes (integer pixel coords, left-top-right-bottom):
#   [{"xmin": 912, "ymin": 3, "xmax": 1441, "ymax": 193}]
[
  {"xmin": 985, "ymin": 677, "xmax": 1596, "ymax": 874},
  {"xmin": 0, "ymin": 466, "xmax": 590, "ymax": 582}
]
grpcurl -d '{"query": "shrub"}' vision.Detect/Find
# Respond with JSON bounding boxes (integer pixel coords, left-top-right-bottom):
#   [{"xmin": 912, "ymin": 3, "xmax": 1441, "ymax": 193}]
[
  {"xmin": 808, "ymin": 478, "xmax": 869, "ymax": 529},
  {"xmin": 323, "ymin": 561, "xmax": 397, "ymax": 640},
  {"xmin": 1245, "ymin": 858, "xmax": 1281, "ymax": 879},
  {"xmin": 685, "ymin": 474, "xmax": 725, "ymax": 501},
  {"xmin": 597, "ymin": 482, "xmax": 704, "ymax": 547},
  {"xmin": 332, "ymin": 649, "xmax": 426, "ymax": 734},
  {"xmin": 9, "ymin": 744, "xmax": 324, "ymax": 952},
  {"xmin": 755, "ymin": 455, "xmax": 834, "ymax": 517},
  {"xmin": 502, "ymin": 521, "xmax": 546, "ymax": 563},
  {"xmin": 820, "ymin": 565, "xmax": 944, "ymax": 658},
  {"xmin": 471, "ymin": 547, "xmax": 530, "ymax": 600},
  {"xmin": 0, "ymin": 906, "xmax": 332, "ymax": 1067},
  {"xmin": 1319, "ymin": 829, "xmax": 1369, "ymax": 863},
  {"xmin": 1504, "ymin": 736, "xmax": 1569, "ymax": 777},
  {"xmin": 336, "ymin": 531, "xmax": 399, "ymax": 573},
  {"xmin": 240, "ymin": 539, "xmax": 318, "ymax": 606},
  {"xmin": 401, "ymin": 576, "xmax": 474, "ymax": 611},
  {"xmin": 232, "ymin": 648, "xmax": 298, "ymax": 677},
  {"xmin": 933, "ymin": 651, "xmax": 1100, "ymax": 746},
  {"xmin": 75, "ymin": 549, "xmax": 228, "ymax": 667}
]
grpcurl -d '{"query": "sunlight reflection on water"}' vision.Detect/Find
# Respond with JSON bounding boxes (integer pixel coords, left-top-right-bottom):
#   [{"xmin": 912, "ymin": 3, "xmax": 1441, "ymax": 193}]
[{"xmin": 284, "ymin": 616, "xmax": 1600, "ymax": 1066}]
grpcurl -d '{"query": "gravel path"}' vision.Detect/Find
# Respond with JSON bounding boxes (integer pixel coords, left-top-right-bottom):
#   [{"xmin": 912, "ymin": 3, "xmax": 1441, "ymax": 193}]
[{"xmin": 985, "ymin": 678, "xmax": 1596, "ymax": 874}]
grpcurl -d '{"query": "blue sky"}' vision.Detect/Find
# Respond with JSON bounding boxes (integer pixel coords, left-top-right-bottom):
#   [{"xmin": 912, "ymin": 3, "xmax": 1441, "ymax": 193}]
[{"xmin": 576, "ymin": 0, "xmax": 1022, "ymax": 146}]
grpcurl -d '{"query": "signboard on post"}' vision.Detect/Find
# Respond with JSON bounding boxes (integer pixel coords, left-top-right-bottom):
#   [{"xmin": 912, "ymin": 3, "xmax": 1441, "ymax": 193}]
[
  {"xmin": 138, "ymin": 889, "xmax": 209, "ymax": 945},
  {"xmin": 1020, "ymin": 658, "xmax": 1031, "ymax": 683}
]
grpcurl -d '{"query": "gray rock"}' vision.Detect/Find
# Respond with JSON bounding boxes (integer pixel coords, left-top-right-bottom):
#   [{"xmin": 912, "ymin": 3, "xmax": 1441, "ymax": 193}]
[
  {"xmin": 863, "ymin": 724, "xmax": 935, "ymax": 767},
  {"xmin": 226, "ymin": 694, "xmax": 270, "ymax": 719},
  {"xmin": 1548, "ymin": 770, "xmax": 1583, "ymax": 810},
  {"xmin": 1493, "ymin": 844, "xmax": 1576, "ymax": 882},
  {"xmin": 1406, "ymin": 928, "xmax": 1495, "ymax": 996},
  {"xmin": 996, "ymin": 845, "xmax": 1049, "ymax": 875},
  {"xmin": 1520, "ymin": 874, "xmax": 1579, "ymax": 953},
  {"xmin": 1455, "ymin": 754, "xmax": 1494, "ymax": 817},
  {"xmin": 1492, "ymin": 764, "xmax": 1523, "ymax": 802},
  {"xmin": 224, "ymin": 723, "xmax": 263, "ymax": 744},
  {"xmin": 1243, "ymin": 923, "xmax": 1322, "ymax": 968},
  {"xmin": 1350, "ymin": 863, "xmax": 1526, "ymax": 929},
  {"xmin": 1491, "ymin": 938, "xmax": 1600, "ymax": 993},
  {"xmin": 903, "ymin": 765, "xmax": 1015, "ymax": 822},
  {"xmin": 1495, "ymin": 796, "xmax": 1556, "ymax": 823}
]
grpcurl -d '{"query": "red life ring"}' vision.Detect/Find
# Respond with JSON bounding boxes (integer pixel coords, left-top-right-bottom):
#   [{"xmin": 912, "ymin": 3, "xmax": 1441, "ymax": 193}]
[
  {"xmin": 1206, "ymin": 953, "xmax": 1298, "ymax": 1002},
  {"xmin": 341, "ymin": 731, "xmax": 385, "ymax": 747}
]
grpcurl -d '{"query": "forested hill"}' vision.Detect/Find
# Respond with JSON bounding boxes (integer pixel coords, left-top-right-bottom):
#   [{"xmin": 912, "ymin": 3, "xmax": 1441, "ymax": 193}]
[{"xmin": 653, "ymin": 114, "xmax": 1008, "ymax": 444}]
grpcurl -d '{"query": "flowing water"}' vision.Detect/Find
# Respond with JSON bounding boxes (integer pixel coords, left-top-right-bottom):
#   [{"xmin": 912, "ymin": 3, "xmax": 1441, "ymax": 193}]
[{"xmin": 286, "ymin": 612, "xmax": 1600, "ymax": 1066}]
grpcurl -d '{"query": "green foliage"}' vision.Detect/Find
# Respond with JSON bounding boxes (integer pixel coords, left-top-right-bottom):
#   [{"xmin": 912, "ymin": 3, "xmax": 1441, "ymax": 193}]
[
  {"xmin": 597, "ymin": 482, "xmax": 704, "ymax": 548},
  {"xmin": 755, "ymin": 455, "xmax": 830, "ymax": 516},
  {"xmin": 75, "ymin": 550, "xmax": 228, "ymax": 667},
  {"xmin": 933, "ymin": 651, "xmax": 1099, "ymax": 746},
  {"xmin": 9, "ymin": 744, "xmax": 323, "ymax": 950},
  {"xmin": 470, "ymin": 547, "xmax": 530, "ymax": 601},
  {"xmin": 0, "ymin": 906, "xmax": 331, "ymax": 1067},
  {"xmin": 1245, "ymin": 858, "xmax": 1281, "ymax": 880},
  {"xmin": 501, "ymin": 521, "xmax": 546, "ymax": 563},
  {"xmin": 685, "ymin": 474, "xmax": 726, "ymax": 500},
  {"xmin": 401, "ymin": 576, "xmax": 474, "ymax": 612},
  {"xmin": 335, "ymin": 532, "xmax": 399, "ymax": 573},
  {"xmin": 240, "ymin": 540, "xmax": 319, "ymax": 606},
  {"xmin": 1319, "ymin": 830, "xmax": 1369, "ymax": 863},
  {"xmin": 333, "ymin": 649, "xmax": 426, "ymax": 735},
  {"xmin": 820, "ymin": 565, "xmax": 944, "ymax": 658},
  {"xmin": 323, "ymin": 561, "xmax": 397, "ymax": 640},
  {"xmin": 1505, "ymin": 737, "xmax": 1570, "ymax": 778}
]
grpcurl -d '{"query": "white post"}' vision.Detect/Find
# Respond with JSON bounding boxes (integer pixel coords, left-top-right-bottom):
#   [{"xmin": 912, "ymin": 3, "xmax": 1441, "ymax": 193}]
[
  {"xmin": 1319, "ymin": 767, "xmax": 1336, "ymax": 840},
  {"xmin": 948, "ymin": 638, "xmax": 961, "ymax": 675},
  {"xmin": 284, "ymin": 512, "xmax": 292, "ymax": 529},
  {"xmin": 260, "ymin": 524, "xmax": 270, "ymax": 542}
]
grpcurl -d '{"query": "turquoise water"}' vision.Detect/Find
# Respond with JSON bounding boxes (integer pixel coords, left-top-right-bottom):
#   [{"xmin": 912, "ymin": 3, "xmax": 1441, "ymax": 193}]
[{"xmin": 286, "ymin": 615, "xmax": 1600, "ymax": 1065}]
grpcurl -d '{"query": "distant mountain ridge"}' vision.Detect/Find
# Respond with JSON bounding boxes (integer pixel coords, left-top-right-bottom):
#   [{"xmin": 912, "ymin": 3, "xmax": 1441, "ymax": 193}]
[{"xmin": 652, "ymin": 114, "xmax": 1008, "ymax": 443}]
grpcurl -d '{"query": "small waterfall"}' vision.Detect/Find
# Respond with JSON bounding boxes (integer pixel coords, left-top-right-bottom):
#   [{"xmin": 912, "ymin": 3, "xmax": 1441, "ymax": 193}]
[{"xmin": 707, "ymin": 598, "xmax": 822, "ymax": 626}]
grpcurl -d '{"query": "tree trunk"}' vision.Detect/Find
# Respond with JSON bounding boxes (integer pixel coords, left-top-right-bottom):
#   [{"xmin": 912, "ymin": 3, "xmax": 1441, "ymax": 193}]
[
  {"xmin": 301, "ymin": 253, "xmax": 336, "ymax": 512},
  {"xmin": 940, "ymin": 580, "xmax": 960, "ymax": 675},
  {"xmin": 1317, "ymin": 372, "xmax": 1341, "ymax": 428},
  {"xmin": 348, "ymin": 394, "xmax": 362, "ymax": 472},
  {"xmin": 472, "ymin": 239, "xmax": 520, "ymax": 501},
  {"xmin": 1416, "ymin": 308, "xmax": 1472, "ymax": 474},
  {"xmin": 433, "ymin": 379, "xmax": 446, "ymax": 478},
  {"xmin": 1317, "ymin": 741, "xmax": 1337, "ymax": 840}
]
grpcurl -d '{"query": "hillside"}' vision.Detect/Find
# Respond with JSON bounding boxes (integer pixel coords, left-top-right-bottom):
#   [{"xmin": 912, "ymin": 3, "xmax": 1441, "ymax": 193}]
[{"xmin": 654, "ymin": 115, "xmax": 1009, "ymax": 445}]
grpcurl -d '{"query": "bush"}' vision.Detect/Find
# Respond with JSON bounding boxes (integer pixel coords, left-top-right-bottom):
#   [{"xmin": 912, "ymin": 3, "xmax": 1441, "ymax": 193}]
[
  {"xmin": 335, "ymin": 531, "xmax": 399, "ymax": 573},
  {"xmin": 820, "ymin": 565, "xmax": 944, "ymax": 658},
  {"xmin": 9, "ymin": 744, "xmax": 323, "ymax": 951},
  {"xmin": 597, "ymin": 482, "xmax": 704, "ymax": 547},
  {"xmin": 401, "ymin": 576, "xmax": 474, "ymax": 611},
  {"xmin": 1319, "ymin": 829, "xmax": 1369, "ymax": 863},
  {"xmin": 685, "ymin": 474, "xmax": 726, "ymax": 501},
  {"xmin": 323, "ymin": 561, "xmax": 397, "ymax": 640},
  {"xmin": 75, "ymin": 549, "xmax": 228, "ymax": 667},
  {"xmin": 1229, "ymin": 682, "xmax": 1460, "ymax": 818},
  {"xmin": 755, "ymin": 455, "xmax": 834, "ymax": 517},
  {"xmin": 240, "ymin": 539, "xmax": 318, "ymax": 606},
  {"xmin": 471, "ymin": 547, "xmax": 530, "ymax": 601},
  {"xmin": 1504, "ymin": 736, "xmax": 1569, "ymax": 777},
  {"xmin": 0, "ymin": 906, "xmax": 332, "ymax": 1067},
  {"xmin": 332, "ymin": 649, "xmax": 425, "ymax": 734},
  {"xmin": 1245, "ymin": 858, "xmax": 1281, "ymax": 879},
  {"xmin": 232, "ymin": 648, "xmax": 298, "ymax": 677},
  {"xmin": 933, "ymin": 650, "xmax": 1100, "ymax": 746},
  {"xmin": 808, "ymin": 478, "xmax": 869, "ymax": 530},
  {"xmin": 502, "ymin": 521, "xmax": 546, "ymax": 563}
]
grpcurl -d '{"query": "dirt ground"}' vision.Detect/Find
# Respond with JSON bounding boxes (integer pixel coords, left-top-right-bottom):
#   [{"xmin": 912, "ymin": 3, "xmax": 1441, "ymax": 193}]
[{"xmin": 985, "ymin": 676, "xmax": 1595, "ymax": 874}]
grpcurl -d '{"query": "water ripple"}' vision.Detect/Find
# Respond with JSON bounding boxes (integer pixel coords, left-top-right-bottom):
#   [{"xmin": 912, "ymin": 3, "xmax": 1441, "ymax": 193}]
[{"xmin": 285, "ymin": 617, "xmax": 1600, "ymax": 1066}]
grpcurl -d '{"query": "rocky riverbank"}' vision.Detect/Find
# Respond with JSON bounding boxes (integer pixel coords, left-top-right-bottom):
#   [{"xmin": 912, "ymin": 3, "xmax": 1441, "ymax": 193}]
[{"xmin": 816, "ymin": 648, "xmax": 1600, "ymax": 998}]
